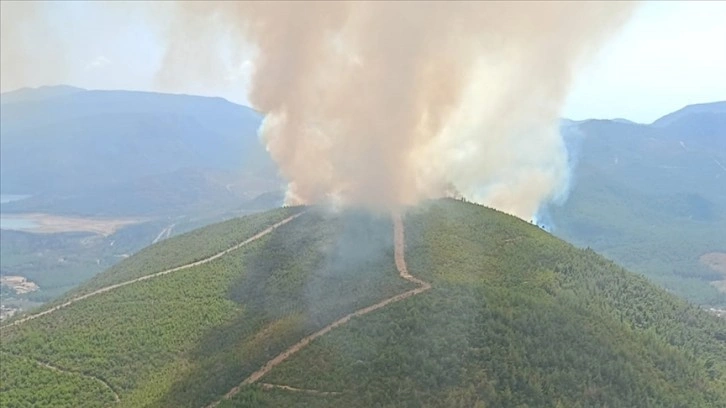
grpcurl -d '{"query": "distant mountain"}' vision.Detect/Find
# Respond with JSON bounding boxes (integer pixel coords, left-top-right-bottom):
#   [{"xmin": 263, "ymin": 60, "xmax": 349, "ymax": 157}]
[
  {"xmin": 0, "ymin": 85, "xmax": 85, "ymax": 105},
  {"xmin": 551, "ymin": 101, "xmax": 726, "ymax": 305},
  {"xmin": 652, "ymin": 101, "xmax": 726, "ymax": 127},
  {"xmin": 651, "ymin": 101, "xmax": 726, "ymax": 151},
  {"xmin": 0, "ymin": 86, "xmax": 283, "ymax": 308},
  {"xmin": 1, "ymin": 200, "xmax": 724, "ymax": 407},
  {"xmin": 0, "ymin": 86, "xmax": 277, "ymax": 203},
  {"xmin": 1, "ymin": 167, "xmax": 281, "ymax": 217},
  {"xmin": 611, "ymin": 117, "xmax": 639, "ymax": 125},
  {"xmin": 3, "ymin": 88, "xmax": 724, "ymax": 310}
]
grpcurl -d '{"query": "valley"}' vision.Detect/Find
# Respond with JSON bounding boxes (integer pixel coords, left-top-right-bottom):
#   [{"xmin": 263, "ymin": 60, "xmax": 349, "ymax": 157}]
[
  {"xmin": 0, "ymin": 86, "xmax": 282, "ymax": 317},
  {"xmin": 3, "ymin": 211, "xmax": 305, "ymax": 328},
  {"xmin": 0, "ymin": 207, "xmax": 277, "ymax": 320},
  {"xmin": 0, "ymin": 213, "xmax": 144, "ymax": 236},
  {"xmin": 551, "ymin": 102, "xmax": 726, "ymax": 307}
]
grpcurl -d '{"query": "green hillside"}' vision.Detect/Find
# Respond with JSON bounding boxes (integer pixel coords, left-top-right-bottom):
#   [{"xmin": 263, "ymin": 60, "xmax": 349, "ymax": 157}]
[{"xmin": 1, "ymin": 199, "xmax": 725, "ymax": 408}]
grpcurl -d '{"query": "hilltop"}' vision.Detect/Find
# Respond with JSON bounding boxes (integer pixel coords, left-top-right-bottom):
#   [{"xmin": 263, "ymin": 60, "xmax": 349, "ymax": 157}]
[{"xmin": 2, "ymin": 199, "xmax": 725, "ymax": 407}]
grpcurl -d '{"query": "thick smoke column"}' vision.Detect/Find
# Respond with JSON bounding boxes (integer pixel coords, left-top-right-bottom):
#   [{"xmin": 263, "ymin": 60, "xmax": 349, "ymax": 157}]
[
  {"xmin": 0, "ymin": 1, "xmax": 68, "ymax": 90},
  {"xmin": 4, "ymin": 1, "xmax": 634, "ymax": 219},
  {"xmin": 159, "ymin": 2, "xmax": 632, "ymax": 217}
]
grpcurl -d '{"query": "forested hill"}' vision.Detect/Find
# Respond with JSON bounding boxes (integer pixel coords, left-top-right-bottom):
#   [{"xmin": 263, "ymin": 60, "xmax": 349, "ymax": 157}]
[
  {"xmin": 1, "ymin": 199, "xmax": 725, "ymax": 408},
  {"xmin": 552, "ymin": 101, "xmax": 726, "ymax": 305}
]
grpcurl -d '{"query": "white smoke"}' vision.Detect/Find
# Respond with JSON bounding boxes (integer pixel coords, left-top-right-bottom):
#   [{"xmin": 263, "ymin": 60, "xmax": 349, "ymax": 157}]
[{"xmin": 161, "ymin": 2, "xmax": 635, "ymax": 218}]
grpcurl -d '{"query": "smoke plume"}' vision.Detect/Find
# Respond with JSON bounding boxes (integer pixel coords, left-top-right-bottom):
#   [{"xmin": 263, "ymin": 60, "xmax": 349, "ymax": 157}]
[
  {"xmin": 0, "ymin": 1, "xmax": 69, "ymax": 90},
  {"xmin": 3, "ymin": 1, "xmax": 635, "ymax": 219},
  {"xmin": 157, "ymin": 1, "xmax": 633, "ymax": 218}
]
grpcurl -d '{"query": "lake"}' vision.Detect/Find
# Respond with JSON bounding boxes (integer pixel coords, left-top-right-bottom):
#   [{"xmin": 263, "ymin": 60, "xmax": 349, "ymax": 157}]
[
  {"xmin": 1, "ymin": 195, "xmax": 35, "ymax": 230},
  {"xmin": 0, "ymin": 217, "xmax": 39, "ymax": 231}
]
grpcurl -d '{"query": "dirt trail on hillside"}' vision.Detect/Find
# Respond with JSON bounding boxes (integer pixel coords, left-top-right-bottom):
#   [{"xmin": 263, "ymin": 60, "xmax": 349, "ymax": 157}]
[
  {"xmin": 260, "ymin": 382, "xmax": 342, "ymax": 396},
  {"xmin": 205, "ymin": 213, "xmax": 431, "ymax": 407},
  {"xmin": 1, "ymin": 351, "xmax": 120, "ymax": 403},
  {"xmin": 1, "ymin": 212, "xmax": 305, "ymax": 329},
  {"xmin": 37, "ymin": 359, "xmax": 120, "ymax": 403}
]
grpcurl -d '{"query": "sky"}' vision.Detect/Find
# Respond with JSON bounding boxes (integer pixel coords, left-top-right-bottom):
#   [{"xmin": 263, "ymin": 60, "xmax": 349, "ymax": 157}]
[
  {"xmin": 562, "ymin": 1, "xmax": 726, "ymax": 123},
  {"xmin": 1, "ymin": 1, "xmax": 724, "ymax": 124}
]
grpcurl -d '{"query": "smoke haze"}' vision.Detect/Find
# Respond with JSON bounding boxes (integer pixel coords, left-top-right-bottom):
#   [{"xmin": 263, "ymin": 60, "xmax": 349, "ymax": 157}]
[
  {"xmin": 2, "ymin": 1, "xmax": 635, "ymax": 219},
  {"xmin": 159, "ymin": 1, "xmax": 633, "ymax": 217},
  {"xmin": 0, "ymin": 1, "xmax": 69, "ymax": 90}
]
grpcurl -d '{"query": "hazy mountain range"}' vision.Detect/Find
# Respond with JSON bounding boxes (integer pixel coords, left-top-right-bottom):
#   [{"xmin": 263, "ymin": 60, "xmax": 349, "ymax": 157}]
[
  {"xmin": 1, "ymin": 85, "xmax": 279, "ymax": 216},
  {"xmin": 1, "ymin": 86, "xmax": 724, "ymax": 308},
  {"xmin": 0, "ymin": 86, "xmax": 282, "ymax": 303},
  {"xmin": 552, "ymin": 100, "xmax": 726, "ymax": 305}
]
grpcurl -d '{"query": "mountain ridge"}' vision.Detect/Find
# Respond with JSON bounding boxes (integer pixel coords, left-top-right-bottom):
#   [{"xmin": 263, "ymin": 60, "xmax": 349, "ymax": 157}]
[
  {"xmin": 0, "ymin": 86, "xmax": 277, "ymax": 208},
  {"xmin": 652, "ymin": 101, "xmax": 726, "ymax": 127}
]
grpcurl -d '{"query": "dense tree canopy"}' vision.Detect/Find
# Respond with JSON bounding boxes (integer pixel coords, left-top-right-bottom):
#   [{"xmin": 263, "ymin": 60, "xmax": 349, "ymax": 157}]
[{"xmin": 1, "ymin": 200, "xmax": 724, "ymax": 407}]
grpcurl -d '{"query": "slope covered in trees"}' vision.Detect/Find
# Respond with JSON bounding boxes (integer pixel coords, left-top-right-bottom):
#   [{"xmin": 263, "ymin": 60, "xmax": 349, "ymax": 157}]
[
  {"xmin": 553, "ymin": 102, "xmax": 726, "ymax": 306},
  {"xmin": 1, "ymin": 199, "xmax": 724, "ymax": 407}
]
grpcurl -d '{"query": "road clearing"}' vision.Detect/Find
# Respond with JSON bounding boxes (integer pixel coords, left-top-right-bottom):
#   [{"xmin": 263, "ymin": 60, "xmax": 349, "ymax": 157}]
[{"xmin": 205, "ymin": 212, "xmax": 431, "ymax": 407}]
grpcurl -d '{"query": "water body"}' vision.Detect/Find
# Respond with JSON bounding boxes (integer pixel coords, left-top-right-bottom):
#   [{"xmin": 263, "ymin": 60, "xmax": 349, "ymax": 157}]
[
  {"xmin": 0, "ymin": 217, "xmax": 39, "ymax": 231},
  {"xmin": 1, "ymin": 195, "xmax": 35, "ymax": 230}
]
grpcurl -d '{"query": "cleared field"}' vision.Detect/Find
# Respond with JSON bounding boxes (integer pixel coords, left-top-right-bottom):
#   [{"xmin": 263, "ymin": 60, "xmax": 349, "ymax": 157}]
[{"xmin": 0, "ymin": 213, "xmax": 145, "ymax": 236}]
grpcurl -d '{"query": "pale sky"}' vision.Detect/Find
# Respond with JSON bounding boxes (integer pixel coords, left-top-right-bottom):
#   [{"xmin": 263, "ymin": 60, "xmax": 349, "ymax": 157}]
[
  {"xmin": 563, "ymin": 1, "xmax": 726, "ymax": 123},
  {"xmin": 1, "ymin": 1, "xmax": 724, "ymax": 123}
]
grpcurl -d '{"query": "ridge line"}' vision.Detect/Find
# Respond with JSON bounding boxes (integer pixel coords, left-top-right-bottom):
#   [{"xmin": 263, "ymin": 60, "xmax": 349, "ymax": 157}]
[{"xmin": 1, "ymin": 211, "xmax": 306, "ymax": 329}]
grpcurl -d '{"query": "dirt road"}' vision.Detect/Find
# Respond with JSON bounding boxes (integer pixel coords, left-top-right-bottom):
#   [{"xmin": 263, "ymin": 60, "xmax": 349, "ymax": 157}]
[
  {"xmin": 1, "ymin": 351, "xmax": 120, "ymax": 403},
  {"xmin": 259, "ymin": 382, "xmax": 342, "ymax": 396},
  {"xmin": 205, "ymin": 212, "xmax": 431, "ymax": 407},
  {"xmin": 1, "ymin": 212, "xmax": 305, "ymax": 329}
]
